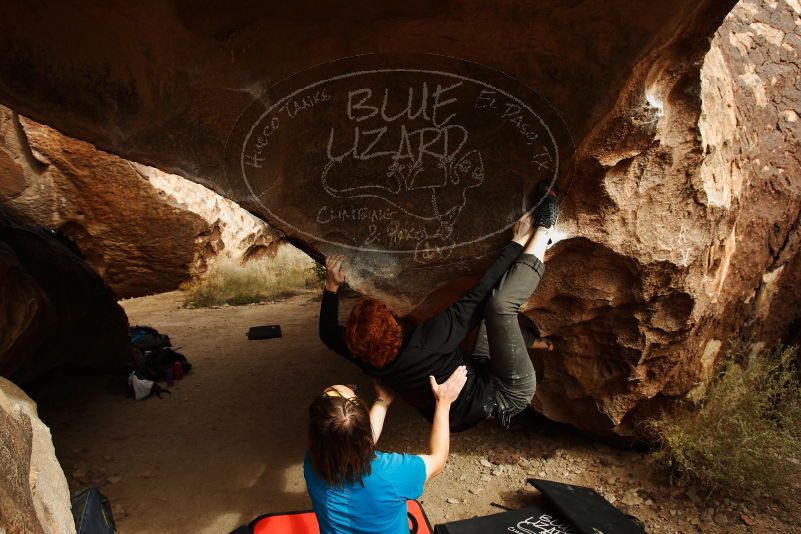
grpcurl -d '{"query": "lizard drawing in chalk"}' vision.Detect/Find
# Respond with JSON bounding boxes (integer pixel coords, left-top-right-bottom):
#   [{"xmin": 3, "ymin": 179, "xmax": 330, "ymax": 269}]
[{"xmin": 321, "ymin": 148, "xmax": 485, "ymax": 259}]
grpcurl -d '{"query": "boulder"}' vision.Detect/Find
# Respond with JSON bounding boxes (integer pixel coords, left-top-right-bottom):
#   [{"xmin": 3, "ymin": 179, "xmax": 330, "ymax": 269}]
[
  {"xmin": 0, "ymin": 0, "xmax": 735, "ymax": 188},
  {"xmin": 527, "ymin": 0, "xmax": 801, "ymax": 434},
  {"xmin": 0, "ymin": 105, "xmax": 292, "ymax": 297},
  {"xmin": 0, "ymin": 376, "xmax": 75, "ymax": 534},
  {"xmin": 0, "ymin": 209, "xmax": 131, "ymax": 383},
  {"xmin": 0, "ymin": 106, "xmax": 210, "ymax": 297},
  {"xmin": 0, "ymin": 0, "xmax": 798, "ymax": 435}
]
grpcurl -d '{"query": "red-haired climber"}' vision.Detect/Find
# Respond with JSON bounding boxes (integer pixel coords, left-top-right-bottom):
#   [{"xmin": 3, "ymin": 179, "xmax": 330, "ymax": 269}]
[{"xmin": 319, "ymin": 184, "xmax": 560, "ymax": 431}]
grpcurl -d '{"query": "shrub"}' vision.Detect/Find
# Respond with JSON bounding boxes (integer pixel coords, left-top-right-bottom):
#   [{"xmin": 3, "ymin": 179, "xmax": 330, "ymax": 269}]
[
  {"xmin": 183, "ymin": 247, "xmax": 319, "ymax": 307},
  {"xmin": 311, "ymin": 260, "xmax": 327, "ymax": 284},
  {"xmin": 648, "ymin": 344, "xmax": 801, "ymax": 501}
]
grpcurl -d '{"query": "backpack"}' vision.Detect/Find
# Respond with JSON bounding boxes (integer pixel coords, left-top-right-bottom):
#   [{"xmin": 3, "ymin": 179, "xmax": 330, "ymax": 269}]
[
  {"xmin": 132, "ymin": 346, "xmax": 191, "ymax": 382},
  {"xmin": 129, "ymin": 325, "xmax": 191, "ymax": 382},
  {"xmin": 130, "ymin": 325, "xmax": 171, "ymax": 352},
  {"xmin": 72, "ymin": 487, "xmax": 116, "ymax": 534}
]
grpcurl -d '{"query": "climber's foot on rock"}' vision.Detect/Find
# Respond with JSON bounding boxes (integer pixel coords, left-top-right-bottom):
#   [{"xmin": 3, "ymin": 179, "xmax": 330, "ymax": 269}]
[{"xmin": 532, "ymin": 180, "xmax": 561, "ymax": 229}]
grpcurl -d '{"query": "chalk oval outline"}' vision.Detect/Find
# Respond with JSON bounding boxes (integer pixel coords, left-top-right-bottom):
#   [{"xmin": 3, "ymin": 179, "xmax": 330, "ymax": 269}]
[{"xmin": 233, "ymin": 56, "xmax": 572, "ymax": 254}]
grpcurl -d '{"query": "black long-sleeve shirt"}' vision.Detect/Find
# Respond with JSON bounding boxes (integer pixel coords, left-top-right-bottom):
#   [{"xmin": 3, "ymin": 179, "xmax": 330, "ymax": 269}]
[{"xmin": 319, "ymin": 241, "xmax": 523, "ymax": 432}]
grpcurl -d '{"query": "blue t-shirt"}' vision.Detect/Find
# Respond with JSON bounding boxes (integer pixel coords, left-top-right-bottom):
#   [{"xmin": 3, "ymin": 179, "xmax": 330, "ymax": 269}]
[{"xmin": 304, "ymin": 451, "xmax": 426, "ymax": 534}]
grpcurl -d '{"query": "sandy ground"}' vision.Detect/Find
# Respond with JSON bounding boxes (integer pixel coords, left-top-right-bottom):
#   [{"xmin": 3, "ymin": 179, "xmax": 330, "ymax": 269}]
[{"xmin": 26, "ymin": 291, "xmax": 798, "ymax": 533}]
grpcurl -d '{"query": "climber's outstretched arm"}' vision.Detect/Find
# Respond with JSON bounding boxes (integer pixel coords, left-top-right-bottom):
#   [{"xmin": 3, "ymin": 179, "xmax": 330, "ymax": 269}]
[{"xmin": 318, "ymin": 255, "xmax": 359, "ymax": 363}]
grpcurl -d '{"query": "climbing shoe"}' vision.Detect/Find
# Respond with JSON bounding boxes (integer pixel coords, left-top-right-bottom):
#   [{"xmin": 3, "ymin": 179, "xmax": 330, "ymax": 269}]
[
  {"xmin": 532, "ymin": 180, "xmax": 560, "ymax": 229},
  {"xmin": 491, "ymin": 403, "xmax": 515, "ymax": 430}
]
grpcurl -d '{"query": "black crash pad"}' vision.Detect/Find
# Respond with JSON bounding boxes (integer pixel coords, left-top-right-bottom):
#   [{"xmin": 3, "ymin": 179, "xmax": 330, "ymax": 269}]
[
  {"xmin": 529, "ymin": 478, "xmax": 644, "ymax": 534},
  {"xmin": 435, "ymin": 479, "xmax": 644, "ymax": 534},
  {"xmin": 434, "ymin": 505, "xmax": 576, "ymax": 533}
]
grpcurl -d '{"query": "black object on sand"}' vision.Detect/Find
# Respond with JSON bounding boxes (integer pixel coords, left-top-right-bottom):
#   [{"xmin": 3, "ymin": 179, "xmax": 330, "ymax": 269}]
[
  {"xmin": 247, "ymin": 325, "xmax": 282, "ymax": 340},
  {"xmin": 435, "ymin": 479, "xmax": 644, "ymax": 534}
]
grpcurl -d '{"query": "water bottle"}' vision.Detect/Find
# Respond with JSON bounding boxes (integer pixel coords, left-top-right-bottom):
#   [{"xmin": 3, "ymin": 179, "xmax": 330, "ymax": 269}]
[{"xmin": 173, "ymin": 360, "xmax": 184, "ymax": 380}]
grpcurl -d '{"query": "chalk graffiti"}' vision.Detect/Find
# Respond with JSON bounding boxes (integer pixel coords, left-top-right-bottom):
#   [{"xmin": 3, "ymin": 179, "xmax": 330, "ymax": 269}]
[{"xmin": 226, "ymin": 54, "xmax": 573, "ymax": 261}]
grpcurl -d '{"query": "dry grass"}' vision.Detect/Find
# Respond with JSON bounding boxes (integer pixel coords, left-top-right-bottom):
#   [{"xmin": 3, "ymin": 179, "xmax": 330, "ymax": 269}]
[
  {"xmin": 183, "ymin": 247, "xmax": 321, "ymax": 308},
  {"xmin": 648, "ymin": 344, "xmax": 801, "ymax": 501}
]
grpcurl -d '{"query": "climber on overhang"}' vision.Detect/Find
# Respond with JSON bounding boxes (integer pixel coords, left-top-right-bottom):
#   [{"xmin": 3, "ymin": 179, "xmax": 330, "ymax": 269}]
[{"xmin": 319, "ymin": 182, "xmax": 559, "ymax": 431}]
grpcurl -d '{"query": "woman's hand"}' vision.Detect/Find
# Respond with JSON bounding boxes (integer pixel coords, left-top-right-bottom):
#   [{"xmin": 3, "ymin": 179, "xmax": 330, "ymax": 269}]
[
  {"xmin": 324, "ymin": 255, "xmax": 347, "ymax": 292},
  {"xmin": 429, "ymin": 365, "xmax": 468, "ymax": 405},
  {"xmin": 373, "ymin": 380, "xmax": 395, "ymax": 406},
  {"xmin": 512, "ymin": 213, "xmax": 533, "ymax": 246}
]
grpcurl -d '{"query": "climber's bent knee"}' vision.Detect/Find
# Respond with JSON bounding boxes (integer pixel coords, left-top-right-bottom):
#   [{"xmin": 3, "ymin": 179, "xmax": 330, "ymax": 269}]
[{"xmin": 485, "ymin": 292, "xmax": 516, "ymax": 317}]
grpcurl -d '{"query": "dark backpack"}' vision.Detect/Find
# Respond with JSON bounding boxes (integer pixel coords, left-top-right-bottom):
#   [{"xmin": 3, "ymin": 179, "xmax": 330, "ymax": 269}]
[
  {"xmin": 72, "ymin": 487, "xmax": 116, "ymax": 534},
  {"xmin": 129, "ymin": 325, "xmax": 192, "ymax": 381},
  {"xmin": 130, "ymin": 325, "xmax": 171, "ymax": 352},
  {"xmin": 134, "ymin": 346, "xmax": 192, "ymax": 381}
]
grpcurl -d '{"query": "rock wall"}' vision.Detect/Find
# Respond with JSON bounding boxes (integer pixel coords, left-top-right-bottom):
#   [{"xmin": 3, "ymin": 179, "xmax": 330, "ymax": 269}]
[
  {"xmin": 699, "ymin": 0, "xmax": 801, "ymax": 350},
  {"xmin": 0, "ymin": 106, "xmax": 210, "ymax": 297},
  {"xmin": 132, "ymin": 163, "xmax": 287, "ymax": 273},
  {"xmin": 0, "ymin": 209, "xmax": 131, "ymax": 383},
  {"xmin": 526, "ymin": 0, "xmax": 801, "ymax": 434},
  {"xmin": 0, "ymin": 0, "xmax": 735, "ymax": 191},
  {"xmin": 0, "ymin": 104, "xmax": 293, "ymax": 297},
  {"xmin": 0, "ymin": 377, "xmax": 75, "ymax": 534},
  {"xmin": 1, "ymin": 0, "xmax": 798, "ymax": 436}
]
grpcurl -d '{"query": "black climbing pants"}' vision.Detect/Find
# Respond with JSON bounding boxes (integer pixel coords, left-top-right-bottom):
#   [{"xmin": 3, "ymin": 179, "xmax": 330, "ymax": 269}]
[{"xmin": 472, "ymin": 252, "xmax": 544, "ymax": 420}]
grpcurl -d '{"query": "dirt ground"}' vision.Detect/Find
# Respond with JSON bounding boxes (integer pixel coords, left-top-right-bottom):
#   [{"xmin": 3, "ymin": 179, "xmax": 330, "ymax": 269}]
[{"xmin": 26, "ymin": 291, "xmax": 797, "ymax": 533}]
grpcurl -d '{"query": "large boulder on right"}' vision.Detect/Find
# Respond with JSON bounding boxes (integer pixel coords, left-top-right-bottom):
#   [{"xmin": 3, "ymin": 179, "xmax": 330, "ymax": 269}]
[{"xmin": 524, "ymin": 0, "xmax": 801, "ymax": 435}]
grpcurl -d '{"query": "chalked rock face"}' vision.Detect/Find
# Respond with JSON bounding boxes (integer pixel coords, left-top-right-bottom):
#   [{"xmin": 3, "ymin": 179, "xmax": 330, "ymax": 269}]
[{"xmin": 225, "ymin": 54, "xmax": 573, "ymax": 270}]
